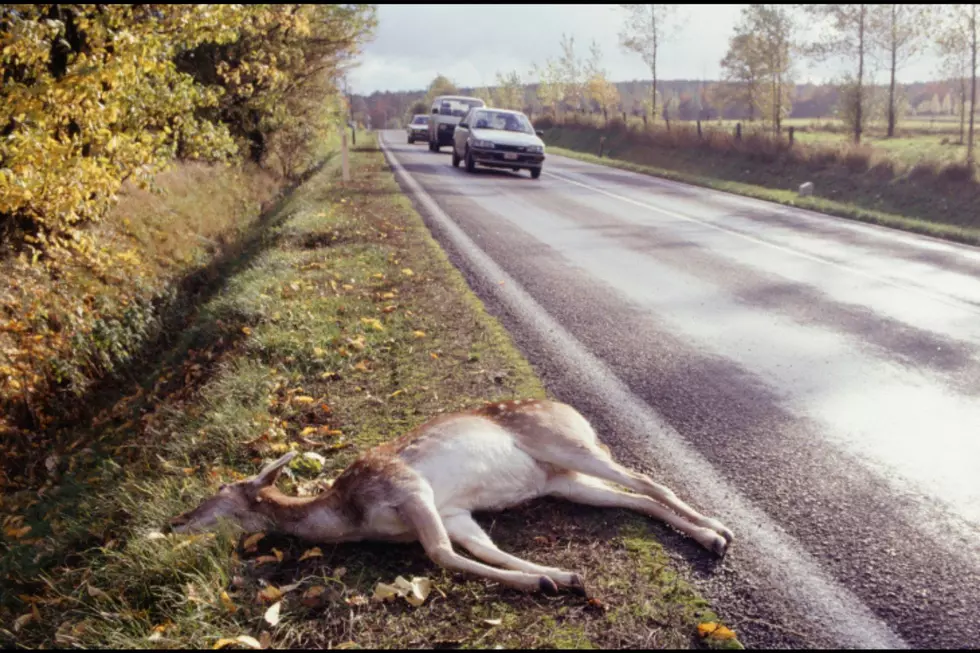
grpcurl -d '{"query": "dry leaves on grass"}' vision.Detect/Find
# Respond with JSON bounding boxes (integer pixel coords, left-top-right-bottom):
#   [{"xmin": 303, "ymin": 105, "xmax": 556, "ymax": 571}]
[{"xmin": 371, "ymin": 576, "xmax": 433, "ymax": 607}]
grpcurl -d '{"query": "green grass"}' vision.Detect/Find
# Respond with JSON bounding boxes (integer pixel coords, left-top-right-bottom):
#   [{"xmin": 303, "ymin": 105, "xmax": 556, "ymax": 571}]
[
  {"xmin": 542, "ymin": 127, "xmax": 980, "ymax": 248},
  {"xmin": 0, "ymin": 133, "xmax": 741, "ymax": 649}
]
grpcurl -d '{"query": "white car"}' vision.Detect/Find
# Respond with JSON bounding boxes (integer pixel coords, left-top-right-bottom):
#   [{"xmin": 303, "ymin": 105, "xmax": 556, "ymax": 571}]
[
  {"xmin": 451, "ymin": 108, "xmax": 546, "ymax": 179},
  {"xmin": 428, "ymin": 95, "xmax": 485, "ymax": 152},
  {"xmin": 406, "ymin": 114, "xmax": 429, "ymax": 144}
]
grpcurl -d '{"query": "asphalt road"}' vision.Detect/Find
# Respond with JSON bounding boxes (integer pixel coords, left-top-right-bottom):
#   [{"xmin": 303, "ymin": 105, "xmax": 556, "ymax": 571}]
[{"xmin": 378, "ymin": 130, "xmax": 980, "ymax": 649}]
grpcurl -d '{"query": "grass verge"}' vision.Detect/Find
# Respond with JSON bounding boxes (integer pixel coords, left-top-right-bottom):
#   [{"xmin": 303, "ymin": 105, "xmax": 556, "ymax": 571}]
[
  {"xmin": 0, "ymin": 133, "xmax": 741, "ymax": 650},
  {"xmin": 542, "ymin": 127, "xmax": 980, "ymax": 248}
]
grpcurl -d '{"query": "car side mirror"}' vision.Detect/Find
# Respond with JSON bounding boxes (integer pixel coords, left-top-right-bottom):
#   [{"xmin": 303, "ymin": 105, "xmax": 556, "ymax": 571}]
[{"xmin": 535, "ymin": 129, "xmax": 544, "ymax": 136}]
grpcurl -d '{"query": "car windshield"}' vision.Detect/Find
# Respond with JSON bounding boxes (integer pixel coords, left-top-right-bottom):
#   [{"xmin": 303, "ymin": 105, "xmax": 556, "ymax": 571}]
[
  {"xmin": 438, "ymin": 99, "xmax": 483, "ymax": 117},
  {"xmin": 468, "ymin": 110, "xmax": 533, "ymax": 134},
  {"xmin": 412, "ymin": 116, "xmax": 429, "ymax": 125}
]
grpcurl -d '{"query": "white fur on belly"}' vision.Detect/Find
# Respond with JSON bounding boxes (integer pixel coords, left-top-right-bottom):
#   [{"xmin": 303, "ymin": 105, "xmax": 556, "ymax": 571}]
[{"xmin": 406, "ymin": 417, "xmax": 550, "ymax": 514}]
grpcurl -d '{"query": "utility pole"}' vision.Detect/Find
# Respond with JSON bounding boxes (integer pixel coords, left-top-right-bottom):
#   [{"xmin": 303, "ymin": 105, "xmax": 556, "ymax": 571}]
[{"xmin": 344, "ymin": 74, "xmax": 356, "ymax": 147}]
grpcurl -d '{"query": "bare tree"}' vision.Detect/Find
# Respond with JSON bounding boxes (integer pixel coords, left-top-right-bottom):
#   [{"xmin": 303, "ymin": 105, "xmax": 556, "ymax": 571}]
[
  {"xmin": 871, "ymin": 5, "xmax": 932, "ymax": 137},
  {"xmin": 937, "ymin": 5, "xmax": 978, "ymax": 163},
  {"xmin": 619, "ymin": 4, "xmax": 684, "ymax": 122},
  {"xmin": 801, "ymin": 4, "xmax": 872, "ymax": 143}
]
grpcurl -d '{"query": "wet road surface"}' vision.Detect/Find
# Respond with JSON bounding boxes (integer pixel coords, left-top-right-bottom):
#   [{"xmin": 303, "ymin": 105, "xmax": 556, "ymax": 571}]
[{"xmin": 378, "ymin": 130, "xmax": 980, "ymax": 649}]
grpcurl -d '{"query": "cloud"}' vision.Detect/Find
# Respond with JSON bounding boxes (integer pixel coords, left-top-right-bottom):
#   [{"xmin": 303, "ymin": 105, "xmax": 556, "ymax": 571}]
[{"xmin": 349, "ymin": 4, "xmax": 943, "ymax": 95}]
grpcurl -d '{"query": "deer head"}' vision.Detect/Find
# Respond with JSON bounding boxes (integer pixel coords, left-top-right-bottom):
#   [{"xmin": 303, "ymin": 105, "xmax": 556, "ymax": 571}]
[{"xmin": 168, "ymin": 452, "xmax": 297, "ymax": 534}]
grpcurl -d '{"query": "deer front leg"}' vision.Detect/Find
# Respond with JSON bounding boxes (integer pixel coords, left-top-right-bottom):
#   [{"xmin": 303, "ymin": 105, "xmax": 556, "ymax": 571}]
[
  {"xmin": 547, "ymin": 473, "xmax": 730, "ymax": 557},
  {"xmin": 396, "ymin": 494, "xmax": 560, "ymax": 594},
  {"xmin": 443, "ymin": 513, "xmax": 587, "ymax": 596}
]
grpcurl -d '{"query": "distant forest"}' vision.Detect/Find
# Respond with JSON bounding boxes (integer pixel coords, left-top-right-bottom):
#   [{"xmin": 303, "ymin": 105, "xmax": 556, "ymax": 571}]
[{"xmin": 351, "ymin": 79, "xmax": 968, "ymax": 129}]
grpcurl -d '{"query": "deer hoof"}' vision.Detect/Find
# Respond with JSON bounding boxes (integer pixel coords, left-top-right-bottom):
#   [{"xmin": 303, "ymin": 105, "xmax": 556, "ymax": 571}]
[
  {"xmin": 710, "ymin": 533, "xmax": 729, "ymax": 558},
  {"xmin": 539, "ymin": 576, "xmax": 559, "ymax": 595},
  {"xmin": 568, "ymin": 573, "xmax": 589, "ymax": 598}
]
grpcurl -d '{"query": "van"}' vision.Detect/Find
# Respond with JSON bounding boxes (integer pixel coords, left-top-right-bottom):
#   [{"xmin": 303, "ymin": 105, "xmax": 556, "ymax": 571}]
[{"xmin": 428, "ymin": 95, "xmax": 486, "ymax": 152}]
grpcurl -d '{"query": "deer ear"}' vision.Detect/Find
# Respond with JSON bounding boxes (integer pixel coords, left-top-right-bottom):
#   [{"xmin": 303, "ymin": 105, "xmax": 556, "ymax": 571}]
[{"xmin": 251, "ymin": 452, "xmax": 297, "ymax": 488}]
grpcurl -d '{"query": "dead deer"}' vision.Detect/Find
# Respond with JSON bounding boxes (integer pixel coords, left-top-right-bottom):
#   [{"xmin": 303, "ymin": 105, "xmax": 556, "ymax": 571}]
[{"xmin": 169, "ymin": 399, "xmax": 733, "ymax": 596}]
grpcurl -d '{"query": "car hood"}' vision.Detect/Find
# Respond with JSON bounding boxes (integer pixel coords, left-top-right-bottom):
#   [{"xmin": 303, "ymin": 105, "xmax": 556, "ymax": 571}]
[{"xmin": 470, "ymin": 129, "xmax": 544, "ymax": 148}]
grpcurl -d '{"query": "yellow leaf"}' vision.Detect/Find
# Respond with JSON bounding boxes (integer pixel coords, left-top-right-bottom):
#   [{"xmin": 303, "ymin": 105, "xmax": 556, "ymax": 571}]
[
  {"xmin": 360, "ymin": 317, "xmax": 384, "ymax": 331},
  {"xmin": 264, "ymin": 601, "xmax": 281, "ymax": 626},
  {"xmin": 257, "ymin": 585, "xmax": 282, "ymax": 604},
  {"xmin": 711, "ymin": 626, "xmax": 737, "ymax": 641},
  {"xmin": 371, "ymin": 576, "xmax": 432, "ymax": 607},
  {"xmin": 293, "ymin": 396, "xmax": 315, "ymax": 405},
  {"xmin": 413, "ymin": 331, "xmax": 426, "ymax": 339},
  {"xmin": 698, "ymin": 622, "xmax": 719, "ymax": 637},
  {"xmin": 430, "ymin": 353, "xmax": 439, "ymax": 360},
  {"xmin": 272, "ymin": 548, "xmax": 284, "ymax": 562},
  {"xmin": 242, "ymin": 327, "xmax": 252, "ymax": 336},
  {"xmin": 243, "ymin": 532, "xmax": 265, "ymax": 552},
  {"xmin": 401, "ymin": 268, "xmax": 413, "ymax": 276},
  {"xmin": 220, "ymin": 591, "xmax": 237, "ymax": 613},
  {"xmin": 388, "ymin": 389, "xmax": 403, "ymax": 399},
  {"xmin": 382, "ymin": 305, "xmax": 397, "ymax": 313},
  {"xmin": 253, "ymin": 554, "xmax": 280, "ymax": 565},
  {"xmin": 302, "ymin": 585, "xmax": 326, "ymax": 606},
  {"xmin": 299, "ymin": 547, "xmax": 322, "ymax": 561},
  {"xmin": 353, "ymin": 361, "xmax": 369, "ymax": 373}
]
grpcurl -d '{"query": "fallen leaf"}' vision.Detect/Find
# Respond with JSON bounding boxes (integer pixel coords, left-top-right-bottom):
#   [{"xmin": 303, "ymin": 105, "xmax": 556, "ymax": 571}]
[
  {"xmin": 335, "ymin": 643, "xmax": 360, "ymax": 650},
  {"xmin": 401, "ymin": 268, "xmax": 414, "ymax": 276},
  {"xmin": 293, "ymin": 396, "xmax": 315, "ymax": 405},
  {"xmin": 345, "ymin": 594, "xmax": 369, "ymax": 606},
  {"xmin": 144, "ymin": 530, "xmax": 167, "ymax": 540},
  {"xmin": 353, "ymin": 361, "xmax": 369, "ymax": 373},
  {"xmin": 302, "ymin": 586, "xmax": 327, "ymax": 607},
  {"xmin": 360, "ymin": 317, "xmax": 384, "ymax": 331},
  {"xmin": 381, "ymin": 305, "xmax": 397, "ymax": 313},
  {"xmin": 300, "ymin": 427, "xmax": 316, "ymax": 436},
  {"xmin": 483, "ymin": 618, "xmax": 502, "ymax": 626},
  {"xmin": 710, "ymin": 625, "xmax": 737, "ymax": 641},
  {"xmin": 257, "ymin": 585, "xmax": 283, "ymax": 604},
  {"xmin": 412, "ymin": 331, "xmax": 426, "ymax": 339},
  {"xmin": 86, "ymin": 585, "xmax": 110, "ymax": 601},
  {"xmin": 264, "ymin": 601, "xmax": 281, "ymax": 626},
  {"xmin": 220, "ymin": 591, "xmax": 237, "ymax": 613},
  {"xmin": 698, "ymin": 622, "xmax": 719, "ymax": 637},
  {"xmin": 253, "ymin": 554, "xmax": 280, "ymax": 565},
  {"xmin": 243, "ymin": 532, "xmax": 266, "ymax": 552},
  {"xmin": 213, "ymin": 636, "xmax": 263, "ymax": 650},
  {"xmin": 13, "ymin": 612, "xmax": 34, "ymax": 632},
  {"xmin": 237, "ymin": 635, "xmax": 263, "ymax": 649},
  {"xmin": 241, "ymin": 327, "xmax": 252, "ymax": 336},
  {"xmin": 299, "ymin": 547, "xmax": 322, "ymax": 561},
  {"xmin": 372, "ymin": 576, "xmax": 432, "ymax": 607}
]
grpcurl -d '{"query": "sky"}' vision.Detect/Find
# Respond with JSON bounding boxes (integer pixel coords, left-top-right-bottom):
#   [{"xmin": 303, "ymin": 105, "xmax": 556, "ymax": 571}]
[{"xmin": 348, "ymin": 4, "xmax": 945, "ymax": 95}]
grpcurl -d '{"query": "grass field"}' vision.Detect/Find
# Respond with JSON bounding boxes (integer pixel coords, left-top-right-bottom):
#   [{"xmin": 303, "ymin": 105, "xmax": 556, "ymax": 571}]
[{"xmin": 0, "ymin": 133, "xmax": 743, "ymax": 650}]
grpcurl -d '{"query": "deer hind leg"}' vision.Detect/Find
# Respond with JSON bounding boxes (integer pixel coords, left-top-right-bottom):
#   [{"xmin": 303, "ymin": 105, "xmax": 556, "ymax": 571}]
[
  {"xmin": 534, "ymin": 442, "xmax": 734, "ymax": 553},
  {"xmin": 547, "ymin": 473, "xmax": 729, "ymax": 555},
  {"xmin": 396, "ymin": 494, "xmax": 561, "ymax": 595},
  {"xmin": 443, "ymin": 513, "xmax": 587, "ymax": 596}
]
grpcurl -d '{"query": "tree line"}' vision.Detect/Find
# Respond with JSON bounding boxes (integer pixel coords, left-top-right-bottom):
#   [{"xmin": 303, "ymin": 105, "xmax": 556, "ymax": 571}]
[{"xmin": 358, "ymin": 4, "xmax": 978, "ymax": 164}]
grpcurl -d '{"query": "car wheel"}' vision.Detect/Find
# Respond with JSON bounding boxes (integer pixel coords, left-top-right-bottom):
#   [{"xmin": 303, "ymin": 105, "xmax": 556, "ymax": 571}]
[
  {"xmin": 428, "ymin": 140, "xmax": 436, "ymax": 152},
  {"xmin": 465, "ymin": 148, "xmax": 476, "ymax": 173},
  {"xmin": 451, "ymin": 148, "xmax": 460, "ymax": 167},
  {"xmin": 530, "ymin": 167, "xmax": 542, "ymax": 179}
]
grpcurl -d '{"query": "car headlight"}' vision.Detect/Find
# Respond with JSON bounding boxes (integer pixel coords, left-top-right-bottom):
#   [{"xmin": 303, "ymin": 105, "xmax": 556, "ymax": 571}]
[
  {"xmin": 527, "ymin": 145, "xmax": 544, "ymax": 153},
  {"xmin": 471, "ymin": 139, "xmax": 495, "ymax": 149}
]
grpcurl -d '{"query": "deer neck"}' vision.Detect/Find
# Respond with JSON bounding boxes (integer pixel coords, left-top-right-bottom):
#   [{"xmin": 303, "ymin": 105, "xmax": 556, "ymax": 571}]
[{"xmin": 254, "ymin": 486, "xmax": 356, "ymax": 542}]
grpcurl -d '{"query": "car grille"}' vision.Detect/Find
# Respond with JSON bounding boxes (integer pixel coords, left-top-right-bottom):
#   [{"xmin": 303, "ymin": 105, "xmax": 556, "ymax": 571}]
[{"xmin": 494, "ymin": 144, "xmax": 528, "ymax": 152}]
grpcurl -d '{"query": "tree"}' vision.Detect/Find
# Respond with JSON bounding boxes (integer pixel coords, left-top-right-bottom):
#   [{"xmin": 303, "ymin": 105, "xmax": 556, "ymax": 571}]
[
  {"xmin": 530, "ymin": 59, "xmax": 566, "ymax": 117},
  {"xmin": 424, "ymin": 75, "xmax": 459, "ymax": 107},
  {"xmin": 743, "ymin": 4, "xmax": 795, "ymax": 133},
  {"xmin": 472, "ymin": 86, "xmax": 493, "ymax": 107},
  {"xmin": 558, "ymin": 34, "xmax": 584, "ymax": 113},
  {"xmin": 936, "ymin": 5, "xmax": 978, "ymax": 163},
  {"xmin": 720, "ymin": 32, "xmax": 766, "ymax": 121},
  {"xmin": 583, "ymin": 42, "xmax": 621, "ymax": 120},
  {"xmin": 801, "ymin": 4, "xmax": 873, "ymax": 143},
  {"xmin": 493, "ymin": 71, "xmax": 525, "ymax": 111},
  {"xmin": 938, "ymin": 14, "xmax": 972, "ymax": 143},
  {"xmin": 871, "ymin": 5, "xmax": 932, "ymax": 137},
  {"xmin": 619, "ymin": 4, "xmax": 683, "ymax": 122}
]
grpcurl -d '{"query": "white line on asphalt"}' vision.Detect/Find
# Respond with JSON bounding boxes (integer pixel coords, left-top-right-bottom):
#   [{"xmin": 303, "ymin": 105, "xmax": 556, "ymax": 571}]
[
  {"xmin": 543, "ymin": 167, "xmax": 980, "ymax": 316},
  {"xmin": 379, "ymin": 132, "xmax": 909, "ymax": 650}
]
